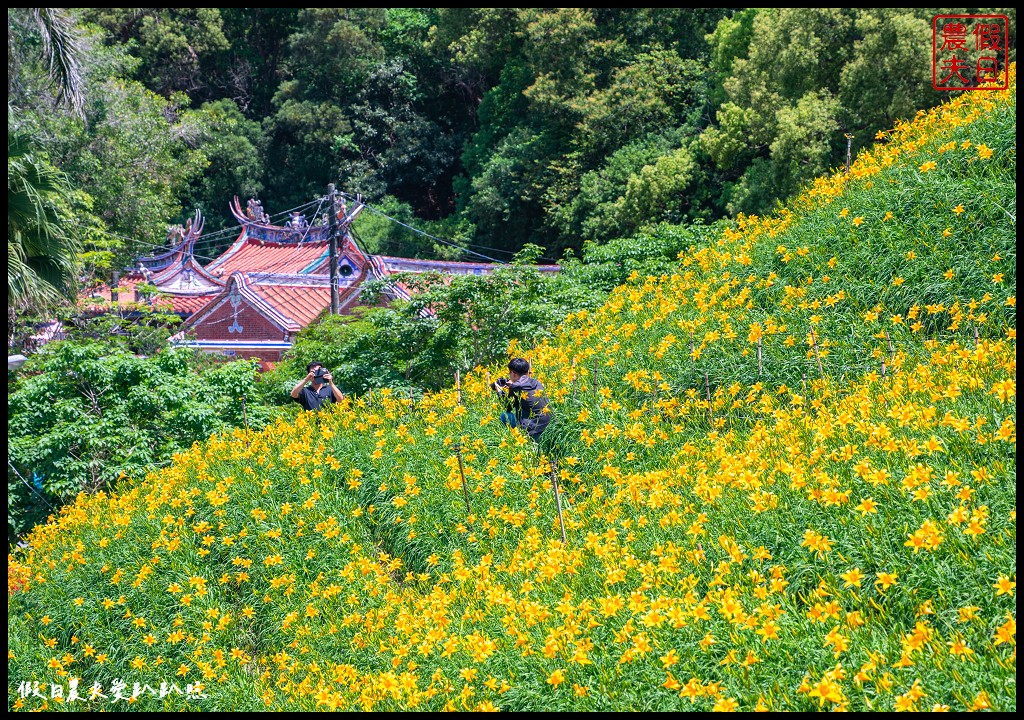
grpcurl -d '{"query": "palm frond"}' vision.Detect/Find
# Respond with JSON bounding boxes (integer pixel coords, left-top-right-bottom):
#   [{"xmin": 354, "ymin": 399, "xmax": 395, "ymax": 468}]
[
  {"xmin": 32, "ymin": 8, "xmax": 85, "ymax": 117},
  {"xmin": 7, "ymin": 123, "xmax": 82, "ymax": 310}
]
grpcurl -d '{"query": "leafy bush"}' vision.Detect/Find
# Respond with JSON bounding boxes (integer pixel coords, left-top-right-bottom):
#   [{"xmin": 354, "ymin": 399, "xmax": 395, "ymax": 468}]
[{"xmin": 7, "ymin": 342, "xmax": 273, "ymax": 542}]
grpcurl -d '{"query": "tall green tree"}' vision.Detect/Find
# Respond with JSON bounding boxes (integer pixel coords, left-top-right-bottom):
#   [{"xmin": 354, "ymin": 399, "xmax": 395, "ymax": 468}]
[
  {"xmin": 701, "ymin": 8, "xmax": 1017, "ymax": 215},
  {"xmin": 7, "ymin": 124, "xmax": 82, "ymax": 316},
  {"xmin": 79, "ymin": 9, "xmax": 229, "ymax": 97},
  {"xmin": 8, "ymin": 8, "xmax": 86, "ymax": 328}
]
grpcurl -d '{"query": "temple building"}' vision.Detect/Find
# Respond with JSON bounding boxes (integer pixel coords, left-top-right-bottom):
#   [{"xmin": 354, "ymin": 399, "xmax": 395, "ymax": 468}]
[{"xmin": 89, "ymin": 197, "xmax": 558, "ymax": 366}]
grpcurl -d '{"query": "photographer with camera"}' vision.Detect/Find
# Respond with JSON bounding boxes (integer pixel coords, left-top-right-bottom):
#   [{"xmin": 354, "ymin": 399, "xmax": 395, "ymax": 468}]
[
  {"xmin": 290, "ymin": 361, "xmax": 343, "ymax": 411},
  {"xmin": 492, "ymin": 357, "xmax": 551, "ymax": 441}
]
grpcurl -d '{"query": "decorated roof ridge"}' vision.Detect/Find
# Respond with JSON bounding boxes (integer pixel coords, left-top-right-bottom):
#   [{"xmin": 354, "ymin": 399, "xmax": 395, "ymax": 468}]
[
  {"xmin": 229, "ymin": 195, "xmax": 366, "ymax": 246},
  {"xmin": 368, "ymin": 257, "xmax": 411, "ymax": 302},
  {"xmin": 150, "ymin": 241, "xmax": 224, "ymax": 290},
  {"xmin": 148, "ymin": 252, "xmax": 225, "ymax": 294},
  {"xmin": 367, "ymin": 254, "xmax": 391, "ymax": 280},
  {"xmin": 135, "ymin": 209, "xmax": 205, "ymax": 273},
  {"xmin": 229, "ymin": 236, "xmax": 329, "ymax": 248},
  {"xmin": 375, "ymin": 254, "xmax": 561, "ymax": 271},
  {"xmin": 244, "ymin": 272, "xmax": 334, "ymax": 285}
]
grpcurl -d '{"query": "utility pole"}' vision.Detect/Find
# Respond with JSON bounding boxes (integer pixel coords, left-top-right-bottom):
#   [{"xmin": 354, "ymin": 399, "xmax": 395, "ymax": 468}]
[{"xmin": 328, "ymin": 183, "xmax": 339, "ymax": 315}]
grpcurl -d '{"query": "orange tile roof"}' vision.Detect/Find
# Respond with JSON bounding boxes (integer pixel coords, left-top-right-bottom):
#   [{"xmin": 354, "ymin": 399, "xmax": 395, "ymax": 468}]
[
  {"xmin": 168, "ymin": 294, "xmax": 217, "ymax": 315},
  {"xmin": 207, "ymin": 239, "xmax": 329, "ymax": 276},
  {"xmin": 249, "ymin": 283, "xmax": 332, "ymax": 328}
]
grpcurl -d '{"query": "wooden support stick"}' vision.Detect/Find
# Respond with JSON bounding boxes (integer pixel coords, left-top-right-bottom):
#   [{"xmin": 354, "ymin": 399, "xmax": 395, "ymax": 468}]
[
  {"xmin": 810, "ymin": 329, "xmax": 824, "ymax": 378},
  {"xmin": 884, "ymin": 330, "xmax": 894, "ymax": 363},
  {"xmin": 455, "ymin": 444, "xmax": 470, "ymax": 514},
  {"xmin": 881, "ymin": 361, "xmax": 886, "ymax": 378},
  {"xmin": 570, "ymin": 359, "xmax": 578, "ymax": 402},
  {"xmin": 973, "ymin": 326, "xmax": 979, "ymax": 348},
  {"xmin": 757, "ymin": 336, "xmax": 763, "ymax": 379},
  {"xmin": 455, "ymin": 369, "xmax": 462, "ymax": 405},
  {"xmin": 704, "ymin": 373, "xmax": 713, "ymax": 421},
  {"xmin": 549, "ymin": 459, "xmax": 567, "ymax": 544}
]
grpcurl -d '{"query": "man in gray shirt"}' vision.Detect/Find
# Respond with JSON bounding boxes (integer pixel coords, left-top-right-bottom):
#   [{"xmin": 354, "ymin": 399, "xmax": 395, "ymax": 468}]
[{"xmin": 493, "ymin": 357, "xmax": 551, "ymax": 441}]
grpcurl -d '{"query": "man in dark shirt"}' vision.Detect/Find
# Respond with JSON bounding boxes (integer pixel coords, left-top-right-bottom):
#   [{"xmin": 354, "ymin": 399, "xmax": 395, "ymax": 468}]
[
  {"xmin": 493, "ymin": 357, "xmax": 551, "ymax": 441},
  {"xmin": 290, "ymin": 361, "xmax": 343, "ymax": 411}
]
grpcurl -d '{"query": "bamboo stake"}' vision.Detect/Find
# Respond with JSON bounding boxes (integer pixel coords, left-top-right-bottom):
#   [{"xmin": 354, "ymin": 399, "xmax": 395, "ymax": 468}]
[
  {"xmin": 549, "ymin": 459, "xmax": 567, "ymax": 544},
  {"xmin": 810, "ymin": 329, "xmax": 824, "ymax": 378},
  {"xmin": 454, "ymin": 444, "xmax": 470, "ymax": 514},
  {"xmin": 973, "ymin": 327, "xmax": 979, "ymax": 348},
  {"xmin": 455, "ymin": 369, "xmax": 462, "ymax": 405},
  {"xmin": 704, "ymin": 373, "xmax": 713, "ymax": 422},
  {"xmin": 570, "ymin": 359, "xmax": 578, "ymax": 402},
  {"xmin": 756, "ymin": 336, "xmax": 763, "ymax": 378},
  {"xmin": 884, "ymin": 330, "xmax": 894, "ymax": 363}
]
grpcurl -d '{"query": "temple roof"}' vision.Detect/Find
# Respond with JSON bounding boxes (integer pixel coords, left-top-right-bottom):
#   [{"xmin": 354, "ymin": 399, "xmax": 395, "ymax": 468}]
[
  {"xmin": 246, "ymin": 277, "xmax": 333, "ymax": 329},
  {"xmin": 205, "ymin": 236, "xmax": 332, "ymax": 277},
  {"xmin": 93, "ymin": 197, "xmax": 562, "ymax": 358}
]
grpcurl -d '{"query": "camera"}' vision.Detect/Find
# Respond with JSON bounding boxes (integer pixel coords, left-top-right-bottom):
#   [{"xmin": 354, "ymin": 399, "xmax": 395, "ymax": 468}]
[
  {"xmin": 491, "ymin": 376, "xmax": 509, "ymax": 392},
  {"xmin": 314, "ymin": 368, "xmax": 329, "ymax": 380}
]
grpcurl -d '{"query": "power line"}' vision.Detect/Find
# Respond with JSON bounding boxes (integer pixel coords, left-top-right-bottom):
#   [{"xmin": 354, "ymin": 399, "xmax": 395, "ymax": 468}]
[
  {"xmin": 338, "ymin": 191, "xmax": 562, "ymax": 264},
  {"xmin": 340, "ymin": 192, "xmax": 508, "ymax": 265},
  {"xmin": 8, "ymin": 460, "xmax": 56, "ymax": 511}
]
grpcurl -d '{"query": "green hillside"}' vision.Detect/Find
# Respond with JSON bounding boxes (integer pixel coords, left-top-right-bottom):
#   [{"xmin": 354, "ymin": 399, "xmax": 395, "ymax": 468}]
[{"xmin": 7, "ymin": 71, "xmax": 1016, "ymax": 712}]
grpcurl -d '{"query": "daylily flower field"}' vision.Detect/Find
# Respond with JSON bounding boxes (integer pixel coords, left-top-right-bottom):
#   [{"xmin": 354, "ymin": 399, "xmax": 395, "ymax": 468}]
[{"xmin": 7, "ymin": 68, "xmax": 1016, "ymax": 711}]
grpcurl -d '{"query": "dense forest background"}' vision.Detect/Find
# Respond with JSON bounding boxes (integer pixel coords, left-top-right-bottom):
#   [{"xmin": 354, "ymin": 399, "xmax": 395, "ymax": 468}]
[{"xmin": 9, "ymin": 8, "xmax": 1017, "ymax": 273}]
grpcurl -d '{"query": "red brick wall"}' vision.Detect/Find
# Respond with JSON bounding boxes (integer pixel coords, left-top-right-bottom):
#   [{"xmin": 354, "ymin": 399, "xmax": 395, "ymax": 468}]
[{"xmin": 191, "ymin": 298, "xmax": 286, "ymax": 342}]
